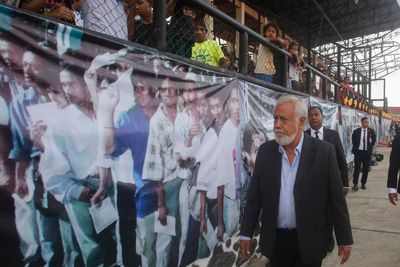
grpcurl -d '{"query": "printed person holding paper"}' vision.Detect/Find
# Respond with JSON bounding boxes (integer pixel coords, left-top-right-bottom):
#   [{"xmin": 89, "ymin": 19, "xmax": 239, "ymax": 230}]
[
  {"xmin": 98, "ymin": 69, "xmax": 159, "ymax": 267},
  {"xmin": 196, "ymin": 92, "xmax": 227, "ymax": 247},
  {"xmin": 40, "ymin": 62, "xmax": 117, "ymax": 267},
  {"xmin": 8, "ymin": 45, "xmax": 78, "ymax": 266},
  {"xmin": 142, "ymin": 77, "xmax": 182, "ymax": 267},
  {"xmin": 173, "ymin": 73, "xmax": 207, "ymax": 266}
]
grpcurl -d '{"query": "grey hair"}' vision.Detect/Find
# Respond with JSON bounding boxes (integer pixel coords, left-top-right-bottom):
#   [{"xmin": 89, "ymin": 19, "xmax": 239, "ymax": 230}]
[{"xmin": 274, "ymin": 95, "xmax": 307, "ymax": 121}]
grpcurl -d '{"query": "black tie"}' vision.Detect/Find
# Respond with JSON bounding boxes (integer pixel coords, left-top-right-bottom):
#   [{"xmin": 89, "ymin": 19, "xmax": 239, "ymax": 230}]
[
  {"xmin": 315, "ymin": 131, "xmax": 319, "ymax": 140},
  {"xmin": 364, "ymin": 129, "xmax": 367, "ymax": 151}
]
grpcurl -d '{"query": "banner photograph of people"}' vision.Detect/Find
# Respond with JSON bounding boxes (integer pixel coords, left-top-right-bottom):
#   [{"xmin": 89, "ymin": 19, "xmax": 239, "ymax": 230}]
[{"xmin": 0, "ymin": 4, "xmax": 392, "ymax": 267}]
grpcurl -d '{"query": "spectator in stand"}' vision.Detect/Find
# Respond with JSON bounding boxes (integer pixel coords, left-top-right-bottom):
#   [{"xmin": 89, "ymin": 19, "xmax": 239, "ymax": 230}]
[
  {"xmin": 294, "ymin": 71, "xmax": 307, "ymax": 93},
  {"xmin": 287, "ymin": 41, "xmax": 305, "ymax": 90},
  {"xmin": 191, "ymin": 21, "xmax": 226, "ymax": 67},
  {"xmin": 253, "ymin": 22, "xmax": 283, "ymax": 83},
  {"xmin": 80, "ymin": 0, "xmax": 128, "ymax": 40},
  {"xmin": 340, "ymin": 76, "xmax": 353, "ymax": 92},
  {"xmin": 19, "ymin": 0, "xmax": 76, "ymax": 23},
  {"xmin": 327, "ymin": 90, "xmax": 335, "ymax": 102},
  {"xmin": 282, "ymin": 36, "xmax": 290, "ymax": 51},
  {"xmin": 167, "ymin": 0, "xmax": 202, "ymax": 58},
  {"xmin": 133, "ymin": 0, "xmax": 156, "ymax": 48}
]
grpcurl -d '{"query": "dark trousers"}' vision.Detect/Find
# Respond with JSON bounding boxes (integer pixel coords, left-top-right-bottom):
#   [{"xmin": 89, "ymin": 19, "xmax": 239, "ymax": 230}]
[
  {"xmin": 352, "ymin": 150, "xmax": 371, "ymax": 185},
  {"xmin": 270, "ymin": 229, "xmax": 322, "ymax": 267},
  {"xmin": 117, "ymin": 182, "xmax": 141, "ymax": 267}
]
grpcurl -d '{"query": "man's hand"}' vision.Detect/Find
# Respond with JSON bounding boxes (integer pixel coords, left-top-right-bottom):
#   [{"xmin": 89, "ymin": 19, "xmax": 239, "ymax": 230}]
[
  {"xmin": 90, "ymin": 187, "xmax": 106, "ymax": 207},
  {"xmin": 79, "ymin": 187, "xmax": 96, "ymax": 203},
  {"xmin": 15, "ymin": 178, "xmax": 28, "ymax": 198},
  {"xmin": 158, "ymin": 205, "xmax": 168, "ymax": 226},
  {"xmin": 97, "ymin": 86, "xmax": 120, "ymax": 113},
  {"xmin": 199, "ymin": 217, "xmax": 207, "ymax": 234},
  {"xmin": 45, "ymin": 6, "xmax": 75, "ymax": 22},
  {"xmin": 29, "ymin": 120, "xmax": 47, "ymax": 151},
  {"xmin": 343, "ymin": 187, "xmax": 349, "ymax": 196},
  {"xmin": 389, "ymin": 193, "xmax": 398, "ymax": 206},
  {"xmin": 338, "ymin": 245, "xmax": 352, "ymax": 264},
  {"xmin": 216, "ymin": 223, "xmax": 225, "ymax": 241},
  {"xmin": 240, "ymin": 239, "xmax": 252, "ymax": 260}
]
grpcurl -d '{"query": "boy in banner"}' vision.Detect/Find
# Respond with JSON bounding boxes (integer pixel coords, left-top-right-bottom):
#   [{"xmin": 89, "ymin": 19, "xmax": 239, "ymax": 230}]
[
  {"xmin": 173, "ymin": 74, "xmax": 206, "ymax": 266},
  {"xmin": 99, "ymin": 69, "xmax": 159, "ymax": 267},
  {"xmin": 218, "ymin": 87, "xmax": 240, "ymax": 237},
  {"xmin": 197, "ymin": 92, "xmax": 227, "ymax": 245},
  {"xmin": 191, "ymin": 21, "xmax": 226, "ymax": 68},
  {"xmin": 240, "ymin": 122, "xmax": 267, "ymax": 218},
  {"xmin": 41, "ymin": 63, "xmax": 117, "ymax": 267},
  {"xmin": 142, "ymin": 77, "xmax": 182, "ymax": 267}
]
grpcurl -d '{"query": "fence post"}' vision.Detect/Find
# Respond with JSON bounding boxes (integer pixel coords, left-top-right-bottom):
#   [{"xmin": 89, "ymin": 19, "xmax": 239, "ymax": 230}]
[
  {"xmin": 282, "ymin": 54, "xmax": 288, "ymax": 88},
  {"xmin": 153, "ymin": 0, "xmax": 166, "ymax": 51},
  {"xmin": 239, "ymin": 31, "xmax": 248, "ymax": 75}
]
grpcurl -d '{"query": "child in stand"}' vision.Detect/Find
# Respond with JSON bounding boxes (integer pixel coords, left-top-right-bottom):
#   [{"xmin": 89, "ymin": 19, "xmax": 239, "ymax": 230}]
[
  {"xmin": 191, "ymin": 20, "xmax": 226, "ymax": 67},
  {"xmin": 287, "ymin": 41, "xmax": 306, "ymax": 90},
  {"xmin": 254, "ymin": 22, "xmax": 285, "ymax": 83}
]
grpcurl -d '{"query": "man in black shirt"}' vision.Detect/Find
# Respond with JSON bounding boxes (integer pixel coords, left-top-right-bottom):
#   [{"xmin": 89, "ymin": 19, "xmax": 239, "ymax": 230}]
[
  {"xmin": 167, "ymin": 0, "xmax": 201, "ymax": 58},
  {"xmin": 133, "ymin": 0, "xmax": 156, "ymax": 48}
]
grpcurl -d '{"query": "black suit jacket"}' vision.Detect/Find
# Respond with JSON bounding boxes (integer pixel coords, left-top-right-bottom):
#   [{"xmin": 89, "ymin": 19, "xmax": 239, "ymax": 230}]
[
  {"xmin": 240, "ymin": 134, "xmax": 353, "ymax": 263},
  {"xmin": 305, "ymin": 128, "xmax": 349, "ymax": 187},
  {"xmin": 351, "ymin": 127, "xmax": 376, "ymax": 155},
  {"xmin": 387, "ymin": 135, "xmax": 400, "ymax": 193}
]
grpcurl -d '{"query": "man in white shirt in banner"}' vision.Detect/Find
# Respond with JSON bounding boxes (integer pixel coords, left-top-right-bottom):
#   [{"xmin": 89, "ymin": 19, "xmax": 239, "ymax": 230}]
[
  {"xmin": 41, "ymin": 63, "xmax": 116, "ymax": 267},
  {"xmin": 142, "ymin": 77, "xmax": 182, "ymax": 267}
]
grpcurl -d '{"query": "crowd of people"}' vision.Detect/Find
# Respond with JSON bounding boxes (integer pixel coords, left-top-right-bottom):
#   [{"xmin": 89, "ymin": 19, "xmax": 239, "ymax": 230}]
[{"xmin": 3, "ymin": 0, "xmax": 348, "ymax": 100}]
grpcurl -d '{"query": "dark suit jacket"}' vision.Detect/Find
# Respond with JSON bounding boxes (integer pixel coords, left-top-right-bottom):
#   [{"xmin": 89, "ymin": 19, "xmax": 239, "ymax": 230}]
[
  {"xmin": 351, "ymin": 127, "xmax": 376, "ymax": 155},
  {"xmin": 240, "ymin": 134, "xmax": 353, "ymax": 263},
  {"xmin": 387, "ymin": 135, "xmax": 400, "ymax": 193},
  {"xmin": 305, "ymin": 127, "xmax": 349, "ymax": 187}
]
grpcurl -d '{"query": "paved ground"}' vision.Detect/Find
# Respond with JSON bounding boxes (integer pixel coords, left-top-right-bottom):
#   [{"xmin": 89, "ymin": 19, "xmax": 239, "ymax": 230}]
[{"xmin": 323, "ymin": 147, "xmax": 400, "ymax": 267}]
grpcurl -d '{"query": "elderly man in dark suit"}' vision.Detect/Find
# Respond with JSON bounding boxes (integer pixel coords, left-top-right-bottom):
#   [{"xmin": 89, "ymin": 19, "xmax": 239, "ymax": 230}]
[
  {"xmin": 387, "ymin": 134, "xmax": 400, "ymax": 205},
  {"xmin": 240, "ymin": 95, "xmax": 353, "ymax": 267},
  {"xmin": 305, "ymin": 106, "xmax": 349, "ymax": 195},
  {"xmin": 351, "ymin": 117, "xmax": 376, "ymax": 191}
]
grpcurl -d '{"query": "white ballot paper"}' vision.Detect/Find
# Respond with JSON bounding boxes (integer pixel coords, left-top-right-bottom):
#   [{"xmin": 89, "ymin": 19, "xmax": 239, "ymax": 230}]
[
  {"xmin": 89, "ymin": 197, "xmax": 118, "ymax": 234},
  {"xmin": 27, "ymin": 102, "xmax": 58, "ymax": 124},
  {"xmin": 202, "ymin": 219, "xmax": 218, "ymax": 251},
  {"xmin": 154, "ymin": 211, "xmax": 176, "ymax": 236}
]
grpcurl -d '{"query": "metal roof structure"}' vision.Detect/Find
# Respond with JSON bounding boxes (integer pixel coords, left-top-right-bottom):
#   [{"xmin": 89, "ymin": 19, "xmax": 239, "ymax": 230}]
[{"xmin": 243, "ymin": 0, "xmax": 400, "ymax": 80}]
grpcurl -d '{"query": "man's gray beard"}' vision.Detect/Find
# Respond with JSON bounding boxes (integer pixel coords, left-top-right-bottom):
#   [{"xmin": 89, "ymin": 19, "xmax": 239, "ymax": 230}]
[{"xmin": 274, "ymin": 130, "xmax": 297, "ymax": 146}]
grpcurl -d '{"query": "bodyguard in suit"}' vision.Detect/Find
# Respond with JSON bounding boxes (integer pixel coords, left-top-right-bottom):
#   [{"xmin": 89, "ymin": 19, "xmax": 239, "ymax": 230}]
[
  {"xmin": 387, "ymin": 134, "xmax": 400, "ymax": 205},
  {"xmin": 351, "ymin": 117, "xmax": 376, "ymax": 190},
  {"xmin": 240, "ymin": 95, "xmax": 353, "ymax": 267},
  {"xmin": 305, "ymin": 106, "xmax": 349, "ymax": 195}
]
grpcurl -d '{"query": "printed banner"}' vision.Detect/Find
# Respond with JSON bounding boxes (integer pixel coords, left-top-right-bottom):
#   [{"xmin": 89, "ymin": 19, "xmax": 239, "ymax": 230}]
[{"xmin": 0, "ymin": 4, "xmax": 394, "ymax": 267}]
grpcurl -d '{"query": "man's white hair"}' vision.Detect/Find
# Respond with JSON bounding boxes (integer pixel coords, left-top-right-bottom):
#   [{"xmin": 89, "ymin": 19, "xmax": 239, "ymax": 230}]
[{"xmin": 274, "ymin": 95, "xmax": 307, "ymax": 121}]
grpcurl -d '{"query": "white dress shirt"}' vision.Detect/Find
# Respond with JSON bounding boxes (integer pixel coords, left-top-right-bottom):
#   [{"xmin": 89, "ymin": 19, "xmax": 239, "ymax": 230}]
[
  {"xmin": 311, "ymin": 126, "xmax": 323, "ymax": 140},
  {"xmin": 358, "ymin": 128, "xmax": 368, "ymax": 151}
]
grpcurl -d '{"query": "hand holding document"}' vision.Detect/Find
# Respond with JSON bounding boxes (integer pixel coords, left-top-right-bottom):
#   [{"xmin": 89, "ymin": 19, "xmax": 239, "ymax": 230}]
[
  {"xmin": 26, "ymin": 102, "xmax": 58, "ymax": 125},
  {"xmin": 89, "ymin": 197, "xmax": 118, "ymax": 234},
  {"xmin": 154, "ymin": 211, "xmax": 176, "ymax": 236}
]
